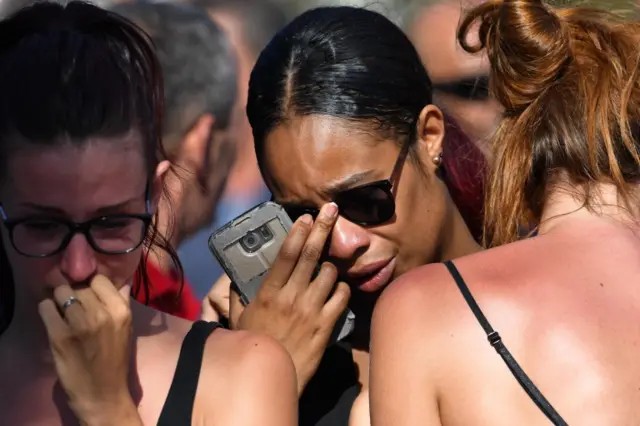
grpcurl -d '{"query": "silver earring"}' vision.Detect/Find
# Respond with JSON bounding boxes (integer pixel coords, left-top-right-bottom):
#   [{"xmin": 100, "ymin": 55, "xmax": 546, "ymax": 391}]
[{"xmin": 432, "ymin": 153, "xmax": 443, "ymax": 167}]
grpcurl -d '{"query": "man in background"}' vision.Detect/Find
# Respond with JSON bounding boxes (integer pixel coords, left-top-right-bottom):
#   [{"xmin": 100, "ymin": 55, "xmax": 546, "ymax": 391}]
[
  {"xmin": 111, "ymin": 1, "xmax": 238, "ymax": 318},
  {"xmin": 406, "ymin": 0, "xmax": 501, "ymax": 154},
  {"xmin": 179, "ymin": 0, "xmax": 288, "ymax": 298}
]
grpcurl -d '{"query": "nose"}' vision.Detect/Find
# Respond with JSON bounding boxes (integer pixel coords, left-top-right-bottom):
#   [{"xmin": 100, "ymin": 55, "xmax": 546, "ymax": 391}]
[
  {"xmin": 59, "ymin": 234, "xmax": 98, "ymax": 285},
  {"xmin": 328, "ymin": 216, "xmax": 371, "ymax": 261}
]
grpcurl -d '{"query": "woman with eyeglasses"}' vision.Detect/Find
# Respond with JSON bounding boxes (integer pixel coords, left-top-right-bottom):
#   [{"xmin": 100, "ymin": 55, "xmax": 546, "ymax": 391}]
[
  {"xmin": 202, "ymin": 6, "xmax": 486, "ymax": 425},
  {"xmin": 370, "ymin": 1, "xmax": 640, "ymax": 425},
  {"xmin": 0, "ymin": 2, "xmax": 297, "ymax": 425}
]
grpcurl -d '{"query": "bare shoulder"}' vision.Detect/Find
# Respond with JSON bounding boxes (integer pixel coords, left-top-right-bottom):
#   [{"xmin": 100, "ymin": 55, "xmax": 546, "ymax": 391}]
[
  {"xmin": 372, "ymin": 241, "xmax": 538, "ymax": 353},
  {"xmin": 203, "ymin": 327, "xmax": 294, "ymax": 374},
  {"xmin": 195, "ymin": 328, "xmax": 298, "ymax": 426},
  {"xmin": 374, "ymin": 262, "xmax": 463, "ymax": 336}
]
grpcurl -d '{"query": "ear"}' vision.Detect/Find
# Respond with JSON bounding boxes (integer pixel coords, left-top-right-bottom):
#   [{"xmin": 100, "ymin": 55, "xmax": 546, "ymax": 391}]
[
  {"xmin": 151, "ymin": 160, "xmax": 171, "ymax": 212},
  {"xmin": 415, "ymin": 104, "xmax": 445, "ymax": 170},
  {"xmin": 177, "ymin": 113, "xmax": 215, "ymax": 171}
]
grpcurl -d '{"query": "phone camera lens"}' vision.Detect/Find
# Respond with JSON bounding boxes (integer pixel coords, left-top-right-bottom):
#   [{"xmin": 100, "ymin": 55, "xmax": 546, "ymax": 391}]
[{"xmin": 240, "ymin": 231, "xmax": 262, "ymax": 253}]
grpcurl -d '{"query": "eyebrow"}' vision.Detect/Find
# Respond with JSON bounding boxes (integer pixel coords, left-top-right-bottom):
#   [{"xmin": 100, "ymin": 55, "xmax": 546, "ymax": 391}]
[
  {"xmin": 320, "ymin": 169, "xmax": 377, "ymax": 195},
  {"xmin": 19, "ymin": 196, "xmax": 143, "ymax": 216}
]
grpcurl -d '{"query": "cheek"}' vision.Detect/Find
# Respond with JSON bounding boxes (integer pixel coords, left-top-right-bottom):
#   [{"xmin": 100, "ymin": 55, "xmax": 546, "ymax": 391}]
[
  {"xmin": 4, "ymin": 252, "xmax": 60, "ymax": 300},
  {"xmin": 97, "ymin": 250, "xmax": 143, "ymax": 286},
  {"xmin": 5, "ymin": 247, "xmax": 142, "ymax": 300},
  {"xmin": 392, "ymin": 168, "xmax": 448, "ymax": 267}
]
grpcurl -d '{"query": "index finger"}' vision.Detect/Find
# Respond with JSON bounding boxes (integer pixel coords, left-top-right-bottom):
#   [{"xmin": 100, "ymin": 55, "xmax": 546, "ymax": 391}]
[
  {"xmin": 288, "ymin": 203, "xmax": 338, "ymax": 290},
  {"xmin": 91, "ymin": 275, "xmax": 131, "ymax": 310},
  {"xmin": 259, "ymin": 214, "xmax": 313, "ymax": 293}
]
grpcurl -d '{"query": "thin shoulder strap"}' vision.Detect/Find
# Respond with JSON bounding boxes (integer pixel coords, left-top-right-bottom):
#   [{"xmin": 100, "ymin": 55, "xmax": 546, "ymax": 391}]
[
  {"xmin": 443, "ymin": 261, "xmax": 569, "ymax": 426},
  {"xmin": 157, "ymin": 320, "xmax": 221, "ymax": 426}
]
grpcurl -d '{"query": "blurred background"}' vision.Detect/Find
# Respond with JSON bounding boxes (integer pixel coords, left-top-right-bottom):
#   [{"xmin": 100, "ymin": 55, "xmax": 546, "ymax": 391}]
[
  {"xmin": 2, "ymin": 0, "xmax": 636, "ymax": 23},
  {"xmin": 0, "ymin": 0, "xmax": 636, "ymax": 302}
]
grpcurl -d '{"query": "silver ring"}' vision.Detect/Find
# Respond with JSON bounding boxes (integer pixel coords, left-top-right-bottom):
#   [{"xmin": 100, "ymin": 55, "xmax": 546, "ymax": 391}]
[{"xmin": 61, "ymin": 296, "xmax": 81, "ymax": 312}]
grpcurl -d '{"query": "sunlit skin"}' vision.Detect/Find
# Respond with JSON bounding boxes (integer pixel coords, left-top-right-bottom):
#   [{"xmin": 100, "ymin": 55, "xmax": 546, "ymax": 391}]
[
  {"xmin": 371, "ymin": 187, "xmax": 640, "ymax": 425},
  {"xmin": 0, "ymin": 136, "xmax": 296, "ymax": 426},
  {"xmin": 261, "ymin": 110, "xmax": 481, "ymax": 402}
]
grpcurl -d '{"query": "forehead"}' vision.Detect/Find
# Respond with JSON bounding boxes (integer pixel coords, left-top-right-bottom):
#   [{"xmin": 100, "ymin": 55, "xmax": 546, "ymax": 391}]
[
  {"xmin": 410, "ymin": 4, "xmax": 489, "ymax": 81},
  {"xmin": 1, "ymin": 135, "xmax": 147, "ymax": 210},
  {"xmin": 263, "ymin": 115, "xmax": 401, "ymax": 201}
]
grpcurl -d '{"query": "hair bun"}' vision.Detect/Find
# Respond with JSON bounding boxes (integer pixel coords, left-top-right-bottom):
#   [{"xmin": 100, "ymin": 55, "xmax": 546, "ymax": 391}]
[{"xmin": 459, "ymin": 0, "xmax": 571, "ymax": 113}]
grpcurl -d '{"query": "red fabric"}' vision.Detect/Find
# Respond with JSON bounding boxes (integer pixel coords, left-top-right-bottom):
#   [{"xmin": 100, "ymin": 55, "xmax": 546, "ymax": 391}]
[{"xmin": 133, "ymin": 261, "xmax": 201, "ymax": 321}]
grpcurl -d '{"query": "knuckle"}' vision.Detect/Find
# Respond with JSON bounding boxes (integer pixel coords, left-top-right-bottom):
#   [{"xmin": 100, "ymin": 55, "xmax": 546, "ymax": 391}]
[
  {"xmin": 278, "ymin": 246, "xmax": 299, "ymax": 262},
  {"xmin": 92, "ymin": 309, "xmax": 110, "ymax": 326},
  {"xmin": 335, "ymin": 282, "xmax": 351, "ymax": 305},
  {"xmin": 315, "ymin": 216, "xmax": 334, "ymax": 232},
  {"xmin": 300, "ymin": 244, "xmax": 322, "ymax": 263},
  {"xmin": 294, "ymin": 220, "xmax": 312, "ymax": 235},
  {"xmin": 111, "ymin": 305, "xmax": 132, "ymax": 325}
]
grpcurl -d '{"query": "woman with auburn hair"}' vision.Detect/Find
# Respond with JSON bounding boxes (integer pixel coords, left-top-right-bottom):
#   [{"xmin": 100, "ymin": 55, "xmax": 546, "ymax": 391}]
[{"xmin": 370, "ymin": 1, "xmax": 640, "ymax": 425}]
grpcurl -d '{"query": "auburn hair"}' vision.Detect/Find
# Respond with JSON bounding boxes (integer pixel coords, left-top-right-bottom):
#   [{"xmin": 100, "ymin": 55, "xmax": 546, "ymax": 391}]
[{"xmin": 458, "ymin": 0, "xmax": 640, "ymax": 246}]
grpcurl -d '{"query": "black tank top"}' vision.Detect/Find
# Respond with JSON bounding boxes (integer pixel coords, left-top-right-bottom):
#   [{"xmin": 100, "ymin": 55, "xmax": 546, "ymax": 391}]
[
  {"xmin": 158, "ymin": 320, "xmax": 357, "ymax": 426},
  {"xmin": 157, "ymin": 320, "xmax": 220, "ymax": 426},
  {"xmin": 444, "ymin": 260, "xmax": 568, "ymax": 425},
  {"xmin": 299, "ymin": 340, "xmax": 360, "ymax": 426}
]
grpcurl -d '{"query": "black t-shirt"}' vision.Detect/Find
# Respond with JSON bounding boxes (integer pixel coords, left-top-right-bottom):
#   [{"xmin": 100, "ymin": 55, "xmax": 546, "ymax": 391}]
[{"xmin": 299, "ymin": 341, "xmax": 361, "ymax": 426}]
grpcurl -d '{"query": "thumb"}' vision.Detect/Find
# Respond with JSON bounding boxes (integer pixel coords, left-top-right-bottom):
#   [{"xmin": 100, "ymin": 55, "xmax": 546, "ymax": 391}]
[{"xmin": 201, "ymin": 297, "xmax": 221, "ymax": 322}]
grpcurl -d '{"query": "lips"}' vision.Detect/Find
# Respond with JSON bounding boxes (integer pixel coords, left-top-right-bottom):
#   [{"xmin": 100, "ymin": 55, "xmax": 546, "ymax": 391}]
[{"xmin": 348, "ymin": 257, "xmax": 397, "ymax": 293}]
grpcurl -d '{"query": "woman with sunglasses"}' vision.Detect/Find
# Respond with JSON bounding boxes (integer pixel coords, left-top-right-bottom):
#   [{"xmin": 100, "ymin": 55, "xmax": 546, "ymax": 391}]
[
  {"xmin": 0, "ymin": 2, "xmax": 297, "ymax": 425},
  {"xmin": 370, "ymin": 1, "xmax": 640, "ymax": 425},
  {"xmin": 204, "ymin": 6, "xmax": 486, "ymax": 425}
]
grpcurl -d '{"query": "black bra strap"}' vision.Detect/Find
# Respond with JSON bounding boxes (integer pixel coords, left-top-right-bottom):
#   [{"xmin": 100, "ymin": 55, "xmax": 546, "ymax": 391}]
[
  {"xmin": 157, "ymin": 320, "xmax": 221, "ymax": 426},
  {"xmin": 443, "ymin": 261, "xmax": 568, "ymax": 426}
]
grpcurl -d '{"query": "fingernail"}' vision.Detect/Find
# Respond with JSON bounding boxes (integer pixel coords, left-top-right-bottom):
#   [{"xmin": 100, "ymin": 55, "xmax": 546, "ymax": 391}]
[
  {"xmin": 324, "ymin": 202, "xmax": 338, "ymax": 219},
  {"xmin": 300, "ymin": 214, "xmax": 313, "ymax": 225}
]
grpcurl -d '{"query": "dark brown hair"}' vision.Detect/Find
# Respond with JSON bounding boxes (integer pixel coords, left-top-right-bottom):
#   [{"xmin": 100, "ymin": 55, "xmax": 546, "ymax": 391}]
[
  {"xmin": 0, "ymin": 1, "xmax": 182, "ymax": 332},
  {"xmin": 459, "ymin": 0, "xmax": 640, "ymax": 246}
]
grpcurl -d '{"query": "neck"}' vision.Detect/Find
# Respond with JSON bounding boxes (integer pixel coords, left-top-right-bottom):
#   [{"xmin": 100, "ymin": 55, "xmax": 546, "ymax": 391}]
[
  {"xmin": 222, "ymin": 139, "xmax": 265, "ymax": 198},
  {"xmin": 439, "ymin": 203, "xmax": 483, "ymax": 261},
  {"xmin": 539, "ymin": 182, "xmax": 640, "ymax": 234},
  {"xmin": 348, "ymin": 203, "xmax": 482, "ymax": 351}
]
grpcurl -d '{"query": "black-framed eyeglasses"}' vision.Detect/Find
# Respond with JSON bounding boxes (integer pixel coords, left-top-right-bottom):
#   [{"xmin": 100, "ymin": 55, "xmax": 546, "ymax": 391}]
[
  {"xmin": 433, "ymin": 75, "xmax": 490, "ymax": 101},
  {"xmin": 280, "ymin": 139, "xmax": 411, "ymax": 227},
  {"xmin": 0, "ymin": 190, "xmax": 153, "ymax": 258}
]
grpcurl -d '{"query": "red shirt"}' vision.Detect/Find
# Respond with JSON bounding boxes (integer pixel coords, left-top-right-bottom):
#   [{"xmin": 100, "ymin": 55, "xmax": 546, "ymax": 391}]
[{"xmin": 133, "ymin": 261, "xmax": 201, "ymax": 321}]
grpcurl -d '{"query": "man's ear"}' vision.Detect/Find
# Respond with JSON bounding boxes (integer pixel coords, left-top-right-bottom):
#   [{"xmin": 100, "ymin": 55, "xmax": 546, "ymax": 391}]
[
  {"xmin": 151, "ymin": 160, "xmax": 171, "ymax": 212},
  {"xmin": 415, "ymin": 104, "xmax": 445, "ymax": 171},
  {"xmin": 177, "ymin": 113, "xmax": 215, "ymax": 171}
]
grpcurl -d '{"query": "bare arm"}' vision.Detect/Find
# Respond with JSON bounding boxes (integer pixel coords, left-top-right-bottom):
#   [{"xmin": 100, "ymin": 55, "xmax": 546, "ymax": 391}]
[
  {"xmin": 200, "ymin": 330, "xmax": 298, "ymax": 426},
  {"xmin": 369, "ymin": 267, "xmax": 445, "ymax": 426}
]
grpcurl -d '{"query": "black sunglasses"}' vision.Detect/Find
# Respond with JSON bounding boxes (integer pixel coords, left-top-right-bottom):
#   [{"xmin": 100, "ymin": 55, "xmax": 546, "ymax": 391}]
[
  {"xmin": 433, "ymin": 75, "xmax": 490, "ymax": 101},
  {"xmin": 280, "ymin": 140, "xmax": 411, "ymax": 227}
]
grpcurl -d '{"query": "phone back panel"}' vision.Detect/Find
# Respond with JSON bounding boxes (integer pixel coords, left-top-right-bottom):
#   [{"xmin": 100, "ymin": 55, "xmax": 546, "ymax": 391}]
[
  {"xmin": 209, "ymin": 201, "xmax": 356, "ymax": 343},
  {"xmin": 208, "ymin": 202, "xmax": 293, "ymax": 302}
]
